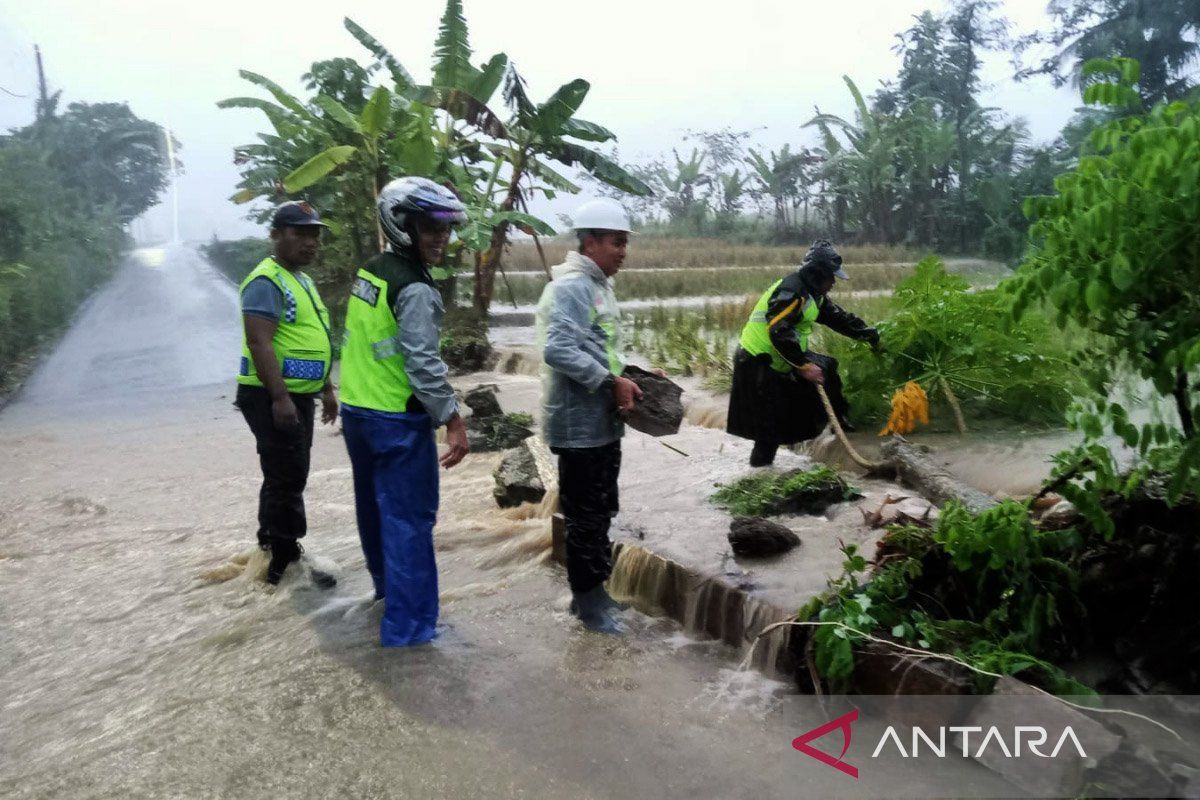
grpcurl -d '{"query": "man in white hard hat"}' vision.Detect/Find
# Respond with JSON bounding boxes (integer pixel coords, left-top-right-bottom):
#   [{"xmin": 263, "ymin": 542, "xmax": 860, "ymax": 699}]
[{"xmin": 536, "ymin": 198, "xmax": 641, "ymax": 635}]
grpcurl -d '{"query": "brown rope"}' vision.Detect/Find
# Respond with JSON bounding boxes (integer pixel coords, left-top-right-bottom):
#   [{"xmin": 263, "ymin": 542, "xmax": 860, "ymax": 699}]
[{"xmin": 815, "ymin": 383, "xmax": 884, "ymax": 471}]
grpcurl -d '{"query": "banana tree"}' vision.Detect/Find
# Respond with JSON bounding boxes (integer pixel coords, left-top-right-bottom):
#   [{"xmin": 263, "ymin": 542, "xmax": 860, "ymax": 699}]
[
  {"xmin": 746, "ymin": 144, "xmax": 809, "ymax": 231},
  {"xmin": 713, "ymin": 169, "xmax": 748, "ymax": 229},
  {"xmin": 805, "ymin": 76, "xmax": 900, "ymax": 242},
  {"xmin": 344, "ymin": 7, "xmax": 513, "ymax": 302},
  {"xmin": 468, "ymin": 66, "xmax": 652, "ymax": 314},
  {"xmin": 655, "ymin": 148, "xmax": 709, "ymax": 229}
]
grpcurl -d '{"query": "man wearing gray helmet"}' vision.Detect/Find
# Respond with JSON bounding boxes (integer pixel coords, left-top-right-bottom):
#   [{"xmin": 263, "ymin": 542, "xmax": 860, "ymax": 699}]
[
  {"xmin": 727, "ymin": 239, "xmax": 880, "ymax": 467},
  {"xmin": 338, "ymin": 177, "xmax": 469, "ymax": 647}
]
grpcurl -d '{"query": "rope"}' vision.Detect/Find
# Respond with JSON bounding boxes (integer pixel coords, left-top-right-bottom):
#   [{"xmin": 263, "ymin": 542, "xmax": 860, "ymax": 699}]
[{"xmin": 815, "ymin": 383, "xmax": 884, "ymax": 471}]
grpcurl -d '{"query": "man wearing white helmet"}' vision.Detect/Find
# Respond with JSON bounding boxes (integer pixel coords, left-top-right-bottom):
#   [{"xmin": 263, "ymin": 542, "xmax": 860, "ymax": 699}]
[
  {"xmin": 338, "ymin": 176, "xmax": 470, "ymax": 647},
  {"xmin": 536, "ymin": 197, "xmax": 642, "ymax": 635}
]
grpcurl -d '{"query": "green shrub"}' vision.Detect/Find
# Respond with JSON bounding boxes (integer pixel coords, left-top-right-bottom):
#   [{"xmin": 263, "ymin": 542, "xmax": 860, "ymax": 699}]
[{"xmin": 710, "ymin": 466, "xmax": 860, "ymax": 517}]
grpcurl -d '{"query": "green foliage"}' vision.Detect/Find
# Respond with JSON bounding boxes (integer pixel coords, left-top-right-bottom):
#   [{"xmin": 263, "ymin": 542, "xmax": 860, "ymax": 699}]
[
  {"xmin": 200, "ymin": 237, "xmax": 272, "ymax": 284},
  {"xmin": 804, "ymin": 501, "xmax": 1089, "ymax": 694},
  {"xmin": 438, "ymin": 305, "xmax": 492, "ymax": 372},
  {"xmin": 0, "ymin": 100, "xmax": 162, "ymax": 387},
  {"xmin": 1013, "ymin": 58, "xmax": 1200, "ymax": 512},
  {"xmin": 14, "ymin": 102, "xmax": 175, "ymax": 225},
  {"xmin": 710, "ymin": 466, "xmax": 860, "ymax": 517},
  {"xmin": 833, "ymin": 256, "xmax": 1080, "ymax": 426},
  {"xmin": 1016, "ymin": 1, "xmax": 1200, "ymax": 106},
  {"xmin": 629, "ymin": 312, "xmax": 732, "ymax": 389}
]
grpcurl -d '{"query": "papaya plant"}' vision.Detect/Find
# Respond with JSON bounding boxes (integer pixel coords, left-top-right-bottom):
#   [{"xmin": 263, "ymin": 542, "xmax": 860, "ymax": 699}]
[{"xmin": 1012, "ymin": 57, "xmax": 1200, "ymax": 517}]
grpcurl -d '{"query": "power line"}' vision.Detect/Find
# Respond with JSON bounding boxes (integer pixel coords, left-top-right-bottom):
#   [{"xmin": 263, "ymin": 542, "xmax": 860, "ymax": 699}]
[{"xmin": 0, "ymin": 85, "xmax": 28, "ymax": 98}]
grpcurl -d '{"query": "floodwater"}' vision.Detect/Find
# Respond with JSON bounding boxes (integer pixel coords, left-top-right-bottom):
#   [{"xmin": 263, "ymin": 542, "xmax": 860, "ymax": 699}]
[{"xmin": 0, "ymin": 245, "xmax": 1018, "ymax": 798}]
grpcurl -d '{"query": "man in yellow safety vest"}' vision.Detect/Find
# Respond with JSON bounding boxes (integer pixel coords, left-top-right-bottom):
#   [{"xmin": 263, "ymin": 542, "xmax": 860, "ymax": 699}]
[
  {"xmin": 727, "ymin": 239, "xmax": 879, "ymax": 466},
  {"xmin": 235, "ymin": 201, "xmax": 339, "ymax": 585}
]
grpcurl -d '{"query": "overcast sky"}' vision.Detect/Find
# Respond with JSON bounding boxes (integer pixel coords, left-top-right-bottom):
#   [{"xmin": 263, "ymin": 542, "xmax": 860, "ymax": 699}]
[{"xmin": 0, "ymin": 0, "xmax": 1079, "ymax": 244}]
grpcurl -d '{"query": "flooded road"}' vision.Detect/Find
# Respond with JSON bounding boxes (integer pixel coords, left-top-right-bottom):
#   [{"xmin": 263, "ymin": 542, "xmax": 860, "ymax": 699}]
[{"xmin": 0, "ymin": 246, "xmax": 1014, "ymax": 799}]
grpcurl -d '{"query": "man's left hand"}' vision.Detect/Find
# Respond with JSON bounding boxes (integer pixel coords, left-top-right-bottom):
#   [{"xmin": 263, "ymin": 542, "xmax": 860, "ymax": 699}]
[{"xmin": 320, "ymin": 385, "xmax": 339, "ymax": 425}]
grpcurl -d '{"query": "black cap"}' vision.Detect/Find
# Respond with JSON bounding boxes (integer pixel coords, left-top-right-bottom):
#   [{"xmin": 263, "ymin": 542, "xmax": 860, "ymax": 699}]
[{"xmin": 271, "ymin": 201, "xmax": 327, "ymax": 229}]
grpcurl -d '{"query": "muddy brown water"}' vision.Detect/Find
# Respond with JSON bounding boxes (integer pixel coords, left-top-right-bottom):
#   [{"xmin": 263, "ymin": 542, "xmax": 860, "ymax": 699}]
[{"xmin": 0, "ymin": 246, "xmax": 1020, "ymax": 798}]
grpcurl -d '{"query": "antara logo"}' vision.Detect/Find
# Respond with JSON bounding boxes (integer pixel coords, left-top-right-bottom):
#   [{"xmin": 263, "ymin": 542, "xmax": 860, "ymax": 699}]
[
  {"xmin": 792, "ymin": 709, "xmax": 860, "ymax": 778},
  {"xmin": 793, "ymin": 709, "xmax": 1089, "ymax": 779}
]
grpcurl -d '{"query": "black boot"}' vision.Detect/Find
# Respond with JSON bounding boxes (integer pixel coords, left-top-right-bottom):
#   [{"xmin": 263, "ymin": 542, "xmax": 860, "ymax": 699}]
[
  {"xmin": 571, "ymin": 585, "xmax": 625, "ymax": 635},
  {"xmin": 266, "ymin": 540, "xmax": 302, "ymax": 585},
  {"xmin": 749, "ymin": 440, "xmax": 778, "ymax": 467}
]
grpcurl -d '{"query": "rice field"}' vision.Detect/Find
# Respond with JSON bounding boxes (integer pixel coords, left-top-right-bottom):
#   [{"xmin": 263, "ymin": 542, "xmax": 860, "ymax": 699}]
[
  {"xmin": 624, "ymin": 294, "xmax": 894, "ymax": 391},
  {"xmin": 483, "ymin": 259, "xmax": 1007, "ymax": 306},
  {"xmin": 504, "ymin": 236, "xmax": 921, "ymax": 270}
]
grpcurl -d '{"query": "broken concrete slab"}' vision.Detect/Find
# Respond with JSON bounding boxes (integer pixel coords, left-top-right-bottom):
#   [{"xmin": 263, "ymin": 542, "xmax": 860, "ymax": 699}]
[{"xmin": 958, "ymin": 676, "xmax": 1122, "ymax": 797}]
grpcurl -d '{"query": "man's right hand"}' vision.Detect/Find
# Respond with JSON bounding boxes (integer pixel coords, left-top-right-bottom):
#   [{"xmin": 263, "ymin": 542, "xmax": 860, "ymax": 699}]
[
  {"xmin": 271, "ymin": 395, "xmax": 301, "ymax": 430},
  {"xmin": 613, "ymin": 375, "xmax": 643, "ymax": 414},
  {"xmin": 440, "ymin": 414, "xmax": 470, "ymax": 469},
  {"xmin": 798, "ymin": 363, "xmax": 825, "ymax": 385}
]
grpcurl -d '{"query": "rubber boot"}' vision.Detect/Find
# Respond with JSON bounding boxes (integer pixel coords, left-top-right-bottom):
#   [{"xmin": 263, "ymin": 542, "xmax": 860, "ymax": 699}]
[
  {"xmin": 572, "ymin": 585, "xmax": 625, "ymax": 635},
  {"xmin": 569, "ymin": 584, "xmax": 627, "ymax": 616}
]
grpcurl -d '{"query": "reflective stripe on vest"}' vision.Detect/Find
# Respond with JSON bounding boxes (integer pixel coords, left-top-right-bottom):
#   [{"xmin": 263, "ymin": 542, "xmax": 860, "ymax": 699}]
[
  {"xmin": 338, "ymin": 269, "xmax": 416, "ymax": 413},
  {"xmin": 738, "ymin": 278, "xmax": 821, "ymax": 372},
  {"xmin": 237, "ymin": 258, "xmax": 332, "ymax": 394},
  {"xmin": 591, "ymin": 296, "xmax": 624, "ymax": 375}
]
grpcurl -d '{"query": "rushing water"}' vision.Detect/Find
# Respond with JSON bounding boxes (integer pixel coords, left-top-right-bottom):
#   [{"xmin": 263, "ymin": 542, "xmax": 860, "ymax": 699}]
[{"xmin": 1, "ymin": 245, "xmax": 1022, "ymax": 798}]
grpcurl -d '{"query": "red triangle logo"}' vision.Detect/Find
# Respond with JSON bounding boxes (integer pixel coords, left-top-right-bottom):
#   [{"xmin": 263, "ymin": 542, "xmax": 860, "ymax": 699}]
[{"xmin": 792, "ymin": 708, "xmax": 859, "ymax": 779}]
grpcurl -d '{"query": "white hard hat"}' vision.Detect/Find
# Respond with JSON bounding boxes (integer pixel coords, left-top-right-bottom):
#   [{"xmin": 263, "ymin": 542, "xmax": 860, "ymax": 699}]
[{"xmin": 571, "ymin": 198, "xmax": 632, "ymax": 233}]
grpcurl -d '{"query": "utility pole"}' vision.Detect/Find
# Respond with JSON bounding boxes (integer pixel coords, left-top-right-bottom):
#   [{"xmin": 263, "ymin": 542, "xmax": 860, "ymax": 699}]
[
  {"xmin": 34, "ymin": 45, "xmax": 49, "ymax": 121},
  {"xmin": 163, "ymin": 122, "xmax": 181, "ymax": 244}
]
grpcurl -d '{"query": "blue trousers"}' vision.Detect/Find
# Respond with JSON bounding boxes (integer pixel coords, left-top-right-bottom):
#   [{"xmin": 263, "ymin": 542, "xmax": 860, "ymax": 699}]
[{"xmin": 341, "ymin": 404, "xmax": 440, "ymax": 646}]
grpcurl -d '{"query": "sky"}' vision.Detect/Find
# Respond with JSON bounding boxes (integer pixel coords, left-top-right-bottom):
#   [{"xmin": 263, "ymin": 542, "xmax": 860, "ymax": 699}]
[{"xmin": 0, "ymin": 0, "xmax": 1080, "ymax": 244}]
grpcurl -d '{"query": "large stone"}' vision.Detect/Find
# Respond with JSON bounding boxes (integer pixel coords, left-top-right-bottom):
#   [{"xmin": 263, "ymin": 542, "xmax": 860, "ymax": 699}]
[
  {"xmin": 463, "ymin": 384, "xmax": 503, "ymax": 419},
  {"xmin": 1038, "ymin": 499, "xmax": 1079, "ymax": 530},
  {"xmin": 728, "ymin": 517, "xmax": 801, "ymax": 557},
  {"xmin": 852, "ymin": 639, "xmax": 976, "ymax": 696},
  {"xmin": 468, "ymin": 413, "xmax": 533, "ymax": 452},
  {"xmin": 493, "ymin": 440, "xmax": 546, "ymax": 508},
  {"xmin": 621, "ymin": 365, "xmax": 684, "ymax": 437}
]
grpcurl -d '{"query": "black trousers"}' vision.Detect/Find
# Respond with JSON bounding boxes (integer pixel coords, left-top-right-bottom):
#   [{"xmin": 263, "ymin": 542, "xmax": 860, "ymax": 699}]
[
  {"xmin": 235, "ymin": 384, "xmax": 316, "ymax": 549},
  {"xmin": 554, "ymin": 441, "xmax": 622, "ymax": 594}
]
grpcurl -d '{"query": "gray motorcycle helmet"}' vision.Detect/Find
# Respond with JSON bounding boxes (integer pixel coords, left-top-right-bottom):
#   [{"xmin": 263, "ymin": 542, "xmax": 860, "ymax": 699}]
[{"xmin": 377, "ymin": 177, "xmax": 467, "ymax": 251}]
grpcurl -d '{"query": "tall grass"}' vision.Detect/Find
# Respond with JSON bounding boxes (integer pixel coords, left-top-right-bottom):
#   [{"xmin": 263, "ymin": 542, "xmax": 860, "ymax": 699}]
[{"xmin": 504, "ymin": 236, "xmax": 922, "ymax": 270}]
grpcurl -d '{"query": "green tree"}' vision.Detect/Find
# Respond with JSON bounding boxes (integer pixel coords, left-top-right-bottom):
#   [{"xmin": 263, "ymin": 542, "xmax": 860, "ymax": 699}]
[
  {"xmin": 18, "ymin": 102, "xmax": 175, "ymax": 225},
  {"xmin": 1017, "ymin": 0, "xmax": 1200, "ymax": 105},
  {"xmin": 807, "ymin": 76, "xmax": 901, "ymax": 242},
  {"xmin": 1012, "ymin": 57, "xmax": 1200, "ymax": 516},
  {"xmin": 467, "ymin": 65, "xmax": 651, "ymax": 312}
]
